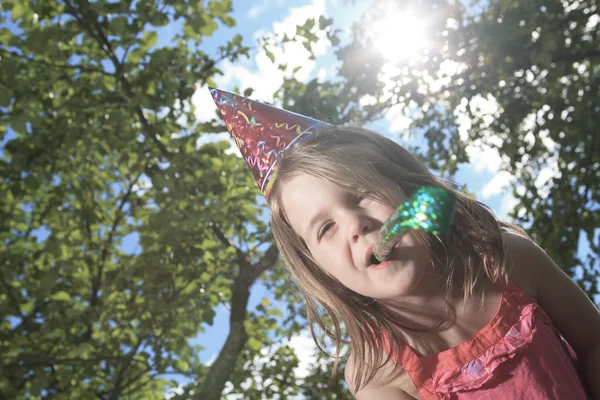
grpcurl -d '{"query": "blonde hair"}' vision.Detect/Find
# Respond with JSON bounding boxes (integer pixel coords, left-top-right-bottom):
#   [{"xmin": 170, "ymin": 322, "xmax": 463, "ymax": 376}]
[{"xmin": 268, "ymin": 126, "xmax": 528, "ymax": 391}]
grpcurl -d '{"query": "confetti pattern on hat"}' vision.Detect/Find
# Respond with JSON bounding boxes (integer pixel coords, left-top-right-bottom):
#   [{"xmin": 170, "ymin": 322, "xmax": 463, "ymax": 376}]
[{"xmin": 210, "ymin": 87, "xmax": 332, "ymax": 200}]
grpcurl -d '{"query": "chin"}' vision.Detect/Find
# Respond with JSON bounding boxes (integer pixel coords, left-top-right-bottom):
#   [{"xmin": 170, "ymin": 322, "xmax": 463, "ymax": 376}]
[{"xmin": 366, "ymin": 259, "xmax": 426, "ymax": 299}]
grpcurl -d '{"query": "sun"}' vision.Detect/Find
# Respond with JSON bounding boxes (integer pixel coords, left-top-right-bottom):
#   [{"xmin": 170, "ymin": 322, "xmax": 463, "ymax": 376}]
[{"xmin": 368, "ymin": 4, "xmax": 429, "ymax": 62}]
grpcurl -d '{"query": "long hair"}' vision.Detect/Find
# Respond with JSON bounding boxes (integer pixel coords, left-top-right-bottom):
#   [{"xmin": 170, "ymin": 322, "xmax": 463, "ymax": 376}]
[{"xmin": 268, "ymin": 126, "xmax": 528, "ymax": 391}]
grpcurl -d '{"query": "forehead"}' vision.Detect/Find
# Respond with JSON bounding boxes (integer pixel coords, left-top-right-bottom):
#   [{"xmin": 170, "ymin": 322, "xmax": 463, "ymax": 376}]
[{"xmin": 279, "ymin": 173, "xmax": 343, "ymax": 235}]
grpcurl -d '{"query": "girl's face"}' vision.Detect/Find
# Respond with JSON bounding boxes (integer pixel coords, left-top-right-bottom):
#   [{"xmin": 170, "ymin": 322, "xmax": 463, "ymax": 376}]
[{"xmin": 281, "ymin": 173, "xmax": 434, "ymax": 301}]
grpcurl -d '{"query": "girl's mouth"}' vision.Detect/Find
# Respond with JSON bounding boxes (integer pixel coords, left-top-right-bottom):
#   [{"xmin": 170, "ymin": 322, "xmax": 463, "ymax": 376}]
[
  {"xmin": 368, "ymin": 245, "xmax": 401, "ymax": 268},
  {"xmin": 369, "ymin": 253, "xmax": 380, "ymax": 265}
]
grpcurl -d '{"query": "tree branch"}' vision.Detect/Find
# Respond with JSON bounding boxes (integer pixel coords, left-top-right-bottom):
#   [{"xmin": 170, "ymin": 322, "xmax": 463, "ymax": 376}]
[
  {"xmin": 110, "ymin": 336, "xmax": 147, "ymax": 399},
  {"xmin": 2, "ymin": 354, "xmax": 148, "ymax": 367},
  {"xmin": 63, "ymin": 0, "xmax": 170, "ymax": 158},
  {"xmin": 210, "ymin": 225, "xmax": 247, "ymax": 265},
  {"xmin": 210, "ymin": 225, "xmax": 278, "ymax": 283},
  {"xmin": 90, "ymin": 169, "xmax": 144, "ymax": 308},
  {"xmin": 196, "ymin": 229, "xmax": 280, "ymax": 400},
  {"xmin": 118, "ymin": 365, "xmax": 154, "ymax": 399}
]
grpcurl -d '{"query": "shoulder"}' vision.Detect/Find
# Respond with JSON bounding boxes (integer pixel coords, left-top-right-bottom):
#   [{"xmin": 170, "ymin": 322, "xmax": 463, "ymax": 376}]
[
  {"xmin": 345, "ymin": 350, "xmax": 416, "ymax": 399},
  {"xmin": 501, "ymin": 231, "xmax": 539, "ymax": 300},
  {"xmin": 501, "ymin": 230, "xmax": 600, "ymax": 356}
]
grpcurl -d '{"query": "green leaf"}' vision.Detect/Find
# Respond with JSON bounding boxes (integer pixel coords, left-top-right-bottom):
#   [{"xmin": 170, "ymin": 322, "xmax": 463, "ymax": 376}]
[
  {"xmin": 11, "ymin": 3, "xmax": 26, "ymax": 21},
  {"xmin": 150, "ymin": 13, "xmax": 169, "ymax": 27},
  {"xmin": 75, "ymin": 343, "xmax": 95, "ymax": 356},
  {"xmin": 219, "ymin": 15, "xmax": 236, "ymax": 27},
  {"xmin": 60, "ymin": 244, "xmax": 70, "ymax": 260},
  {"xmin": 140, "ymin": 31, "xmax": 158, "ymax": 52},
  {"xmin": 176, "ymin": 359, "xmax": 189, "ymax": 372},
  {"xmin": 329, "ymin": 33, "xmax": 340, "ymax": 46},
  {"xmin": 267, "ymin": 308, "xmax": 282, "ymax": 318},
  {"xmin": 199, "ymin": 14, "xmax": 218, "ymax": 36},
  {"xmin": 183, "ymin": 22, "xmax": 196, "ymax": 39},
  {"xmin": 110, "ymin": 16, "xmax": 128, "ymax": 33},
  {"xmin": 23, "ymin": 30, "xmax": 50, "ymax": 53},
  {"xmin": 51, "ymin": 291, "xmax": 71, "ymax": 301},
  {"xmin": 265, "ymin": 49, "xmax": 275, "ymax": 63},
  {"xmin": 247, "ymin": 337, "xmax": 262, "ymax": 351},
  {"xmin": 128, "ymin": 47, "xmax": 145, "ymax": 64},
  {"xmin": 20, "ymin": 302, "xmax": 34, "ymax": 315},
  {"xmin": 208, "ymin": 0, "xmax": 232, "ymax": 16},
  {"xmin": 231, "ymin": 34, "xmax": 243, "ymax": 46}
]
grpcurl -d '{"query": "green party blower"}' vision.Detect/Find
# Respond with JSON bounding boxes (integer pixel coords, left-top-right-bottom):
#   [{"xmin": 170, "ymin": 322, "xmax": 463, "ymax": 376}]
[{"xmin": 372, "ymin": 186, "xmax": 457, "ymax": 263}]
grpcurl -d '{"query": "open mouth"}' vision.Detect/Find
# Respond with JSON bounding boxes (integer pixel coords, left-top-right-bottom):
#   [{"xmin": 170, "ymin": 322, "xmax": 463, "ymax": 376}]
[
  {"xmin": 368, "ymin": 243, "xmax": 403, "ymax": 268},
  {"xmin": 369, "ymin": 253, "xmax": 382, "ymax": 265}
]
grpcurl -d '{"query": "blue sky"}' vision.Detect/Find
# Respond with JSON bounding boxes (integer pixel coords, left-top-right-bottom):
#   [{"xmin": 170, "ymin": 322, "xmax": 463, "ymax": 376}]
[{"xmin": 2, "ymin": 0, "xmax": 598, "ymax": 395}]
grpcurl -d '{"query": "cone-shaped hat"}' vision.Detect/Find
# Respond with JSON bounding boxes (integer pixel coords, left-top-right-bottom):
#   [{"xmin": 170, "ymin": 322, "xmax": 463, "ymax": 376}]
[{"xmin": 210, "ymin": 87, "xmax": 332, "ymax": 200}]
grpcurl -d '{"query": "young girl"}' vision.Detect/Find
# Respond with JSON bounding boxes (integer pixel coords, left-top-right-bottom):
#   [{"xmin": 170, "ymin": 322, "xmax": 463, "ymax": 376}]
[
  {"xmin": 209, "ymin": 87, "xmax": 599, "ymax": 399},
  {"xmin": 267, "ymin": 127, "xmax": 600, "ymax": 399}
]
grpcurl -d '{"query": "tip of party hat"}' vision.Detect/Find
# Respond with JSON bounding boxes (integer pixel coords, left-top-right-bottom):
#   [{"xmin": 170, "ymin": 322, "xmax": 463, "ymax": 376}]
[{"xmin": 209, "ymin": 87, "xmax": 332, "ymax": 201}]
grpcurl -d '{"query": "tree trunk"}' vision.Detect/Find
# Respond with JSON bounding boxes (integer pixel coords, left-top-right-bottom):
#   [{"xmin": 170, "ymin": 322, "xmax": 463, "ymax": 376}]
[{"xmin": 196, "ymin": 280, "xmax": 250, "ymax": 400}]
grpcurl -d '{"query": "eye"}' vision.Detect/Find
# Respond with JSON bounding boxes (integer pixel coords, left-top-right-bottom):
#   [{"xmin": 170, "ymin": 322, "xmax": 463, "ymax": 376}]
[
  {"xmin": 356, "ymin": 191, "xmax": 370, "ymax": 205},
  {"xmin": 318, "ymin": 222, "xmax": 334, "ymax": 240}
]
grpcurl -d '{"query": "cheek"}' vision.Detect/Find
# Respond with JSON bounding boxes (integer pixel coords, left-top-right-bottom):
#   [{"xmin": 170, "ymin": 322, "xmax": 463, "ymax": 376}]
[{"xmin": 311, "ymin": 248, "xmax": 346, "ymax": 278}]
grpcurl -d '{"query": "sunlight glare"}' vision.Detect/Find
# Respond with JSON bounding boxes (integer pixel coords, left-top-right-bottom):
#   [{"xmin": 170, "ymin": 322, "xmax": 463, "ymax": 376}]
[{"xmin": 370, "ymin": 4, "xmax": 429, "ymax": 62}]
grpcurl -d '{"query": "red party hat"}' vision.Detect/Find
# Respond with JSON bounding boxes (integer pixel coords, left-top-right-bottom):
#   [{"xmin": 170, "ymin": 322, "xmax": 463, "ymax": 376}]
[{"xmin": 210, "ymin": 87, "xmax": 332, "ymax": 200}]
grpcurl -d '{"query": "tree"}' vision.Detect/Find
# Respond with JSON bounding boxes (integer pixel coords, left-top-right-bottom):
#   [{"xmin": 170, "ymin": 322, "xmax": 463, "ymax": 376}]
[{"xmin": 0, "ymin": 0, "xmax": 309, "ymax": 398}]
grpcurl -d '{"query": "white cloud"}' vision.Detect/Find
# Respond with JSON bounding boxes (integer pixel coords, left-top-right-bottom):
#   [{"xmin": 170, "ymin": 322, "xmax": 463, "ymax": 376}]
[
  {"xmin": 385, "ymin": 104, "xmax": 413, "ymax": 137},
  {"xmin": 317, "ymin": 66, "xmax": 327, "ymax": 82},
  {"xmin": 534, "ymin": 160, "xmax": 560, "ymax": 199},
  {"xmin": 452, "ymin": 94, "xmax": 522, "ymax": 215},
  {"xmin": 191, "ymin": 84, "xmax": 222, "ymax": 124},
  {"xmin": 195, "ymin": 131, "xmax": 240, "ymax": 157},
  {"xmin": 248, "ymin": 1, "xmax": 268, "ymax": 18},
  {"xmin": 190, "ymin": 0, "xmax": 330, "ymax": 129},
  {"xmin": 271, "ymin": 0, "xmax": 328, "ymax": 55},
  {"xmin": 481, "ymin": 170, "xmax": 515, "ymax": 199},
  {"xmin": 431, "ymin": 59, "xmax": 467, "ymax": 93},
  {"xmin": 182, "ymin": 83, "xmax": 242, "ymax": 157},
  {"xmin": 472, "ymin": 102, "xmax": 560, "ymax": 220},
  {"xmin": 216, "ymin": 0, "xmax": 329, "ymax": 102},
  {"xmin": 498, "ymin": 191, "xmax": 520, "ymax": 219},
  {"xmin": 205, "ymin": 353, "xmax": 218, "ymax": 366},
  {"xmin": 165, "ymin": 383, "xmax": 185, "ymax": 400},
  {"xmin": 454, "ymin": 94, "xmax": 507, "ymax": 173},
  {"xmin": 288, "ymin": 331, "xmax": 320, "ymax": 379}
]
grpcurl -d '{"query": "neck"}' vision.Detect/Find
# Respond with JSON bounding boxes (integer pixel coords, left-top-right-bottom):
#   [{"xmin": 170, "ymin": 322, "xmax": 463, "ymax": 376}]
[{"xmin": 378, "ymin": 268, "xmax": 494, "ymax": 331}]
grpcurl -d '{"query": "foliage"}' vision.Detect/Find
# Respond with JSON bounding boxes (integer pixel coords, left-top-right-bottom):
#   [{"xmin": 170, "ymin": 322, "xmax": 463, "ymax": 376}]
[
  {"xmin": 0, "ymin": 0, "xmax": 272, "ymax": 399},
  {"xmin": 1, "ymin": 0, "xmax": 598, "ymax": 399}
]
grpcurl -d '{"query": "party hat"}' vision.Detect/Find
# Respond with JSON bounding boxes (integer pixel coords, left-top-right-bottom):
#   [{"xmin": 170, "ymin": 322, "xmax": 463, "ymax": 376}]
[{"xmin": 210, "ymin": 87, "xmax": 332, "ymax": 200}]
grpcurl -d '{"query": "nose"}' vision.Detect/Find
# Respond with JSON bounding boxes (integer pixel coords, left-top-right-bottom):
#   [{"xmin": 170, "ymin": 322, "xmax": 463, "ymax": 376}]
[{"xmin": 350, "ymin": 214, "xmax": 374, "ymax": 243}]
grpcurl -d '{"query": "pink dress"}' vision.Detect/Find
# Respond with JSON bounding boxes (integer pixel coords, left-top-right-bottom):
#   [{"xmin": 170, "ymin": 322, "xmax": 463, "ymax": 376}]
[{"xmin": 381, "ymin": 277, "xmax": 591, "ymax": 399}]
